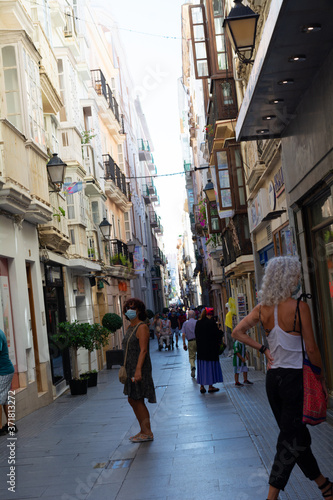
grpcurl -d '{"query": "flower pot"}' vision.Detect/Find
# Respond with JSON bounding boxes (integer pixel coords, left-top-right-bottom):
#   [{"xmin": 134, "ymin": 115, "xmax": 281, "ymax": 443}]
[
  {"xmin": 81, "ymin": 372, "xmax": 98, "ymax": 387},
  {"xmin": 70, "ymin": 378, "xmax": 88, "ymax": 395},
  {"xmin": 106, "ymin": 349, "xmax": 124, "ymax": 369}
]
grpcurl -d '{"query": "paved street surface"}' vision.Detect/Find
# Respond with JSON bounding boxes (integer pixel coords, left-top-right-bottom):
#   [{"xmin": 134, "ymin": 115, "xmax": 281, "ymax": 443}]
[{"xmin": 0, "ymin": 340, "xmax": 332, "ymax": 500}]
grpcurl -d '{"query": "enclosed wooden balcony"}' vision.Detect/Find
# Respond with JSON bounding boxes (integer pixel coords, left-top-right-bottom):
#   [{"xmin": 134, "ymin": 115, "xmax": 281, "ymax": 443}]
[{"xmin": 103, "ymin": 154, "xmax": 131, "ymax": 211}]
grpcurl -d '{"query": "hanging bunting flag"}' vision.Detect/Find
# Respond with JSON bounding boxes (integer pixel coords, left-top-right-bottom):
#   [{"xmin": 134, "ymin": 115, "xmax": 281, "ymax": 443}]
[{"xmin": 63, "ymin": 182, "xmax": 83, "ymax": 194}]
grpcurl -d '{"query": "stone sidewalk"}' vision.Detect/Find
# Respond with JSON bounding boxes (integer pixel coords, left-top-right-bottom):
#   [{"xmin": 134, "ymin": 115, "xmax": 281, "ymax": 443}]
[{"xmin": 0, "ymin": 341, "xmax": 332, "ymax": 500}]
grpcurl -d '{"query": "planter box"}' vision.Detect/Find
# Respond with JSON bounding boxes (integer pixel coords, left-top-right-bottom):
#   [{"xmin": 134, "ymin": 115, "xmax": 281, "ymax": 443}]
[
  {"xmin": 106, "ymin": 349, "xmax": 124, "ymax": 369},
  {"xmin": 70, "ymin": 378, "xmax": 88, "ymax": 395},
  {"xmin": 80, "ymin": 372, "xmax": 98, "ymax": 387}
]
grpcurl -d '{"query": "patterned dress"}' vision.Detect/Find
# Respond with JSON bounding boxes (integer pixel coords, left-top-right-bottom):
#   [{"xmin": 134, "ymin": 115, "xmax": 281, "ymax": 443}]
[{"xmin": 122, "ymin": 324, "xmax": 156, "ymax": 403}]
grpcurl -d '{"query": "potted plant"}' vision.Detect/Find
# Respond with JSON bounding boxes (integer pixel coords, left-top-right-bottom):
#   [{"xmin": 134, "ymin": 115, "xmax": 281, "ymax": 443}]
[
  {"xmin": 102, "ymin": 313, "xmax": 124, "ymax": 368},
  {"xmin": 53, "ymin": 321, "xmax": 92, "ymax": 395},
  {"xmin": 80, "ymin": 323, "xmax": 110, "ymax": 387}
]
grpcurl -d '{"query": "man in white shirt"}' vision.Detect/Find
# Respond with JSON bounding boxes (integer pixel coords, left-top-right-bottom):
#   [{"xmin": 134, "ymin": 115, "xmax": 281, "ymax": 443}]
[{"xmin": 182, "ymin": 310, "xmax": 197, "ymax": 378}]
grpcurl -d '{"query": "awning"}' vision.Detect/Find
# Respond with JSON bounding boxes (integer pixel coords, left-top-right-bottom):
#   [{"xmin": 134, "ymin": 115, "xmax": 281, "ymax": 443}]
[{"xmin": 236, "ymin": 0, "xmax": 333, "ymax": 142}]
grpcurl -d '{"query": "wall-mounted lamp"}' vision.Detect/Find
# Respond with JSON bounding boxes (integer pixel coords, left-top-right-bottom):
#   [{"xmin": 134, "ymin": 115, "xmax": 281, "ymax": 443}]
[
  {"xmin": 203, "ymin": 179, "xmax": 216, "ymax": 202},
  {"xmin": 99, "ymin": 217, "xmax": 112, "ymax": 241},
  {"xmin": 46, "ymin": 153, "xmax": 67, "ymax": 191},
  {"xmin": 126, "ymin": 240, "xmax": 136, "ymax": 253},
  {"xmin": 223, "ymin": 0, "xmax": 259, "ymax": 64}
]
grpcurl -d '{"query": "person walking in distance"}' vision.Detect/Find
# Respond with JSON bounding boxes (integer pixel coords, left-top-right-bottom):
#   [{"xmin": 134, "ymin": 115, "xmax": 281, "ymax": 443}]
[
  {"xmin": 0, "ymin": 328, "xmax": 15, "ymax": 436},
  {"xmin": 170, "ymin": 309, "xmax": 180, "ymax": 348},
  {"xmin": 233, "ymin": 339, "xmax": 253, "ymax": 386},
  {"xmin": 182, "ymin": 310, "xmax": 197, "ymax": 378},
  {"xmin": 232, "ymin": 257, "xmax": 331, "ymax": 500},
  {"xmin": 225, "ymin": 303, "xmax": 234, "ymax": 357}
]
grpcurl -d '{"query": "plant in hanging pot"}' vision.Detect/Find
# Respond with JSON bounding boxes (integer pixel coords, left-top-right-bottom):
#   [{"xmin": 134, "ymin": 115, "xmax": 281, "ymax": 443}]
[
  {"xmin": 53, "ymin": 321, "xmax": 92, "ymax": 395},
  {"xmin": 80, "ymin": 323, "xmax": 110, "ymax": 386}
]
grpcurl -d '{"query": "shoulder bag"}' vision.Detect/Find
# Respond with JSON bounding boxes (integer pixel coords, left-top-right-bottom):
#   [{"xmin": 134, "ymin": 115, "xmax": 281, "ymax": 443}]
[
  {"xmin": 297, "ymin": 295, "xmax": 327, "ymax": 426},
  {"xmin": 119, "ymin": 322, "xmax": 144, "ymax": 384}
]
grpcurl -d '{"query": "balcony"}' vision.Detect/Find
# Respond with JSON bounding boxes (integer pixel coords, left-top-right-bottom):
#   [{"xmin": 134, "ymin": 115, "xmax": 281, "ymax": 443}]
[
  {"xmin": 149, "ymin": 209, "xmax": 159, "ymax": 227},
  {"xmin": 108, "ymin": 239, "xmax": 136, "ymax": 280},
  {"xmin": 63, "ymin": 7, "xmax": 80, "ymax": 57},
  {"xmin": 103, "ymin": 154, "xmax": 131, "ymax": 211},
  {"xmin": 91, "ymin": 70, "xmax": 124, "ymax": 140},
  {"xmin": 138, "ymin": 139, "xmax": 152, "ymax": 162},
  {"xmin": 38, "ymin": 194, "xmax": 70, "ymax": 252},
  {"xmin": 149, "ymin": 186, "xmax": 158, "ymax": 202},
  {"xmin": 147, "ymin": 154, "xmax": 156, "ymax": 173},
  {"xmin": 59, "ymin": 126, "xmax": 82, "ymax": 165},
  {"xmin": 184, "ymin": 161, "xmax": 191, "ymax": 172},
  {"xmin": 33, "ymin": 22, "xmax": 62, "ymax": 114},
  {"xmin": 142, "ymin": 185, "xmax": 152, "ymax": 205},
  {"xmin": 222, "ymin": 214, "xmax": 253, "ymax": 270}
]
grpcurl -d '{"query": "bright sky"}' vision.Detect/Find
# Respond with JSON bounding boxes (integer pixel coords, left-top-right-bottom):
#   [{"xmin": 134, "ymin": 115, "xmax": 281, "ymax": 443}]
[{"xmin": 92, "ymin": 0, "xmax": 186, "ymax": 255}]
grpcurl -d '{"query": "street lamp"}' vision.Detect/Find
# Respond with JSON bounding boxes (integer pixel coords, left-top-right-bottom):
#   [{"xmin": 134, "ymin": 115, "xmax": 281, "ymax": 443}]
[
  {"xmin": 203, "ymin": 179, "xmax": 216, "ymax": 202},
  {"xmin": 223, "ymin": 0, "xmax": 259, "ymax": 64},
  {"xmin": 126, "ymin": 240, "xmax": 136, "ymax": 254},
  {"xmin": 99, "ymin": 218, "xmax": 112, "ymax": 241},
  {"xmin": 46, "ymin": 153, "xmax": 67, "ymax": 191}
]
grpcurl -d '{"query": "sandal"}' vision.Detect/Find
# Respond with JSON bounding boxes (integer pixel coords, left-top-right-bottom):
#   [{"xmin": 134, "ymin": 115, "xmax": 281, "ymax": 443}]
[
  {"xmin": 200, "ymin": 387, "xmax": 206, "ymax": 394},
  {"xmin": 129, "ymin": 433, "xmax": 154, "ymax": 443},
  {"xmin": 319, "ymin": 478, "xmax": 333, "ymax": 498},
  {"xmin": 208, "ymin": 387, "xmax": 219, "ymax": 393}
]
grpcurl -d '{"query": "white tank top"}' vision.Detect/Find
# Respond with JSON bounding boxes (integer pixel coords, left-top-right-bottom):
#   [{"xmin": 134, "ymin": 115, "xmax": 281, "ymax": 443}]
[{"xmin": 266, "ymin": 305, "xmax": 303, "ymax": 369}]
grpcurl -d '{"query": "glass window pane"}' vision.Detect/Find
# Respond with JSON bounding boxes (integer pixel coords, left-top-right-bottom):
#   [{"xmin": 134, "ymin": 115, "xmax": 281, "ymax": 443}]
[
  {"xmin": 213, "ymin": 0, "xmax": 223, "ymax": 17},
  {"xmin": 235, "ymin": 148, "xmax": 242, "ymax": 167},
  {"xmin": 218, "ymin": 53, "xmax": 228, "ymax": 70},
  {"xmin": 191, "ymin": 7, "xmax": 203, "ymax": 24},
  {"xmin": 219, "ymin": 170, "xmax": 230, "ymax": 188},
  {"xmin": 237, "ymin": 167, "xmax": 244, "ymax": 187},
  {"xmin": 4, "ymin": 69, "xmax": 19, "ymax": 91},
  {"xmin": 216, "ymin": 151, "xmax": 228, "ymax": 169},
  {"xmin": 67, "ymin": 206, "xmax": 75, "ymax": 219},
  {"xmin": 221, "ymin": 189, "xmax": 232, "ymax": 207},
  {"xmin": 239, "ymin": 187, "xmax": 245, "ymax": 205},
  {"xmin": 2, "ymin": 46, "xmax": 16, "ymax": 67},
  {"xmin": 193, "ymin": 24, "xmax": 205, "ymax": 42},
  {"xmin": 216, "ymin": 35, "xmax": 225, "ymax": 53},
  {"xmin": 197, "ymin": 60, "xmax": 209, "ymax": 77},
  {"xmin": 214, "ymin": 18, "xmax": 224, "ymax": 35},
  {"xmin": 8, "ymin": 115, "xmax": 22, "ymax": 130},
  {"xmin": 212, "ymin": 217, "xmax": 220, "ymax": 231},
  {"xmin": 195, "ymin": 42, "xmax": 207, "ymax": 59},
  {"xmin": 6, "ymin": 92, "xmax": 20, "ymax": 114},
  {"xmin": 312, "ymin": 194, "xmax": 333, "ymax": 226},
  {"xmin": 280, "ymin": 227, "xmax": 295, "ymax": 256}
]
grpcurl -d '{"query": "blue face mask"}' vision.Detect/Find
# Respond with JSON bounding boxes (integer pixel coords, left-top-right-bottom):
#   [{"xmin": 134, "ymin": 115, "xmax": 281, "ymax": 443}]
[
  {"xmin": 292, "ymin": 281, "xmax": 301, "ymax": 297},
  {"xmin": 125, "ymin": 309, "xmax": 137, "ymax": 320}
]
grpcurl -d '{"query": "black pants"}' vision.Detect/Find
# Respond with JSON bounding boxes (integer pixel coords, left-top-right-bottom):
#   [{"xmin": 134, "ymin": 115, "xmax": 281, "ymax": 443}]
[{"xmin": 266, "ymin": 368, "xmax": 321, "ymax": 490}]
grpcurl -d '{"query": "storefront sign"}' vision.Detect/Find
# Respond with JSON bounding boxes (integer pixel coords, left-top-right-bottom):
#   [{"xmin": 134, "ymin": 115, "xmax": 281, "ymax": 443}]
[
  {"xmin": 249, "ymin": 189, "xmax": 269, "ymax": 232},
  {"xmin": 274, "ymin": 167, "xmax": 285, "ymax": 197}
]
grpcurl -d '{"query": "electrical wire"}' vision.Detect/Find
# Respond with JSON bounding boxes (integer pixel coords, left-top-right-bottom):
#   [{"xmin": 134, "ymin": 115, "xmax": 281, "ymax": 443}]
[{"xmin": 24, "ymin": 0, "xmax": 182, "ymax": 41}]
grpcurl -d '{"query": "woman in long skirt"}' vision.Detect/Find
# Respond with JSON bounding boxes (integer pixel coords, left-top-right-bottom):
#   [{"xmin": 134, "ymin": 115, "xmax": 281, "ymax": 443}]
[{"xmin": 195, "ymin": 307, "xmax": 223, "ymax": 393}]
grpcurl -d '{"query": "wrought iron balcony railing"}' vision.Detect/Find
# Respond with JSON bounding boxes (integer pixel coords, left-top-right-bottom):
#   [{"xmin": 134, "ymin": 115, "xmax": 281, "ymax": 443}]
[{"xmin": 102, "ymin": 154, "xmax": 129, "ymax": 198}]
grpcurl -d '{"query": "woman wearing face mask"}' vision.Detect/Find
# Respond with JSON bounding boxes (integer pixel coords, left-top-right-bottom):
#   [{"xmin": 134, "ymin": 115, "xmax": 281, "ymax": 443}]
[
  {"xmin": 122, "ymin": 298, "xmax": 156, "ymax": 443},
  {"xmin": 232, "ymin": 256, "xmax": 331, "ymax": 500}
]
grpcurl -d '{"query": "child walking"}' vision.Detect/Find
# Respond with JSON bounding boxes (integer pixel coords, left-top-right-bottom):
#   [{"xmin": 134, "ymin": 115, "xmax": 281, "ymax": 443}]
[{"xmin": 233, "ymin": 340, "xmax": 253, "ymax": 386}]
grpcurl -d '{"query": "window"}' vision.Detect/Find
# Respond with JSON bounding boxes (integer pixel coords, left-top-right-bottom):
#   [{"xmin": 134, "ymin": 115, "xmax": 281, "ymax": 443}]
[
  {"xmin": 65, "ymin": 177, "xmax": 75, "ymax": 219},
  {"xmin": 189, "ymin": 5, "xmax": 210, "ymax": 79},
  {"xmin": 118, "ymin": 219, "xmax": 122, "ymax": 240},
  {"xmin": 117, "ymin": 144, "xmax": 124, "ymax": 171},
  {"xmin": 112, "ymin": 214, "xmax": 116, "ymax": 238},
  {"xmin": 91, "ymin": 201, "xmax": 100, "ymax": 225},
  {"xmin": 216, "ymin": 151, "xmax": 232, "ymax": 208},
  {"xmin": 212, "ymin": 0, "xmax": 228, "ymax": 71},
  {"xmin": 235, "ymin": 148, "xmax": 245, "ymax": 206},
  {"xmin": 23, "ymin": 48, "xmax": 45, "ymax": 147},
  {"xmin": 69, "ymin": 229, "xmax": 75, "ymax": 244},
  {"xmin": 207, "ymin": 201, "xmax": 221, "ymax": 233},
  {"xmin": 273, "ymin": 223, "xmax": 296, "ymax": 257},
  {"xmin": 50, "ymin": 116, "xmax": 59, "ymax": 153},
  {"xmin": 57, "ymin": 59, "xmax": 67, "ymax": 122},
  {"xmin": 124, "ymin": 211, "xmax": 131, "ymax": 241},
  {"xmin": 2, "ymin": 46, "xmax": 22, "ymax": 131}
]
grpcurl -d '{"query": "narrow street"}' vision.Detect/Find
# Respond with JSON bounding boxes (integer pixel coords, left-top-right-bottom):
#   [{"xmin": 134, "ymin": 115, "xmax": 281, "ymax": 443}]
[{"xmin": 0, "ymin": 343, "xmax": 332, "ymax": 500}]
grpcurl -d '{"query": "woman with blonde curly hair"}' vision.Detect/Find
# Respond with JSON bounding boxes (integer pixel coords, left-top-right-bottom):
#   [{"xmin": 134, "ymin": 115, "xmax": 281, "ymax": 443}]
[{"xmin": 232, "ymin": 256, "xmax": 331, "ymax": 500}]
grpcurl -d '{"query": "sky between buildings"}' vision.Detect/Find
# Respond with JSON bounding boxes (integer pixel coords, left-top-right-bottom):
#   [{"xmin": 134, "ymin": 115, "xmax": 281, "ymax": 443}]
[{"xmin": 92, "ymin": 0, "xmax": 187, "ymax": 254}]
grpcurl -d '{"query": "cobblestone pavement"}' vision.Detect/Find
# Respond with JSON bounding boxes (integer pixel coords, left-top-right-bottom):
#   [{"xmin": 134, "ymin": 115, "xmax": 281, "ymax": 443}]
[{"xmin": 0, "ymin": 341, "xmax": 332, "ymax": 500}]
